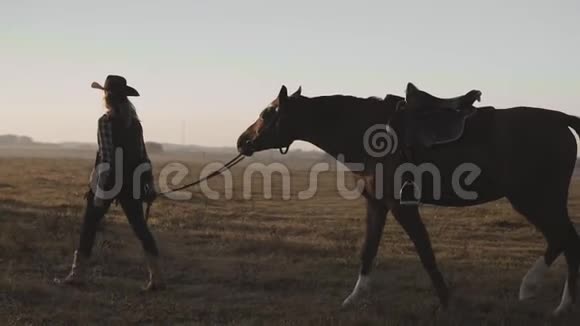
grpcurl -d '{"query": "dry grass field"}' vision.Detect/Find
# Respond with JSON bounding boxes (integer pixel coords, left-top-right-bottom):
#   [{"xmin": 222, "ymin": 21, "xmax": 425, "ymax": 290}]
[{"xmin": 1, "ymin": 150, "xmax": 580, "ymax": 325}]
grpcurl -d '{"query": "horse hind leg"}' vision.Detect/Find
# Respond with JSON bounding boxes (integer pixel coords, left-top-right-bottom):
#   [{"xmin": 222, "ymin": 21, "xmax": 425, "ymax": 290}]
[
  {"xmin": 519, "ymin": 243, "xmax": 563, "ymax": 301},
  {"xmin": 509, "ymin": 197, "xmax": 568, "ymax": 302},
  {"xmin": 514, "ymin": 206, "xmax": 579, "ymax": 315},
  {"xmin": 554, "ymin": 224, "xmax": 580, "ymax": 316}
]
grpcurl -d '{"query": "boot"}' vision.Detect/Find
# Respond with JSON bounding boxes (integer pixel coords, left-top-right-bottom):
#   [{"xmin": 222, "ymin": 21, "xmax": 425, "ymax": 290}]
[
  {"xmin": 54, "ymin": 250, "xmax": 86, "ymax": 285},
  {"xmin": 143, "ymin": 254, "xmax": 165, "ymax": 291}
]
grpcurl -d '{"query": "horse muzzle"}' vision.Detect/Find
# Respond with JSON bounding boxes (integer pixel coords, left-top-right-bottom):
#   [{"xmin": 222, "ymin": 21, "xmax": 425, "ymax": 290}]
[{"xmin": 237, "ymin": 138, "xmax": 256, "ymax": 156}]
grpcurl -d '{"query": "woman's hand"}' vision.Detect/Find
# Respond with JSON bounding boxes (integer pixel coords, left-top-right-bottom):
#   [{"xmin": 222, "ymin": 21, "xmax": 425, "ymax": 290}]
[
  {"xmin": 143, "ymin": 183, "xmax": 157, "ymax": 203},
  {"xmin": 94, "ymin": 196, "xmax": 106, "ymax": 208}
]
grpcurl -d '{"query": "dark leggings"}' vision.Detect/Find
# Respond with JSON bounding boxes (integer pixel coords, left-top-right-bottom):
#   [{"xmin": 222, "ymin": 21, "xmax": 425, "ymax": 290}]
[{"xmin": 78, "ymin": 192, "xmax": 159, "ymax": 257}]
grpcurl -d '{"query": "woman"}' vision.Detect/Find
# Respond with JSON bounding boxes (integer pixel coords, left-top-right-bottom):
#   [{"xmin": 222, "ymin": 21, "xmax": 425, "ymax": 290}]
[{"xmin": 56, "ymin": 75, "xmax": 163, "ymax": 290}]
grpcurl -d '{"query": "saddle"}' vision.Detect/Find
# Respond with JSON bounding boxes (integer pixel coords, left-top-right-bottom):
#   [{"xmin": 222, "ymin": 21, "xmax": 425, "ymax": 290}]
[{"xmin": 397, "ymin": 83, "xmax": 481, "ymax": 148}]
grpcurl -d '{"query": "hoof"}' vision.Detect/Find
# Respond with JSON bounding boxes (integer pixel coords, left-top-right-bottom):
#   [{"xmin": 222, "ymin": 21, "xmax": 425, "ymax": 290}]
[
  {"xmin": 342, "ymin": 274, "xmax": 371, "ymax": 308},
  {"xmin": 519, "ymin": 257, "xmax": 549, "ymax": 301},
  {"xmin": 552, "ymin": 281, "xmax": 572, "ymax": 317},
  {"xmin": 142, "ymin": 282, "xmax": 166, "ymax": 292},
  {"xmin": 518, "ymin": 283, "xmax": 538, "ymax": 301},
  {"xmin": 341, "ymin": 288, "xmax": 368, "ymax": 308},
  {"xmin": 341, "ymin": 295, "xmax": 357, "ymax": 308},
  {"xmin": 552, "ymin": 305, "xmax": 572, "ymax": 318},
  {"xmin": 53, "ymin": 276, "xmax": 84, "ymax": 287}
]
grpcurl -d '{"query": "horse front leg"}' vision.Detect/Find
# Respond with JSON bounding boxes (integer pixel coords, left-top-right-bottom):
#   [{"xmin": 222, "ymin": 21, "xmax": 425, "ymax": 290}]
[
  {"xmin": 391, "ymin": 203, "xmax": 449, "ymax": 307},
  {"xmin": 342, "ymin": 197, "xmax": 388, "ymax": 307}
]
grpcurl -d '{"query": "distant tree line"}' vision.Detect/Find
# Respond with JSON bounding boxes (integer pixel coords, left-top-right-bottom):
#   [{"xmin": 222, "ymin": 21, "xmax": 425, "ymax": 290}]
[
  {"xmin": 145, "ymin": 142, "xmax": 164, "ymax": 154},
  {"xmin": 0, "ymin": 135, "xmax": 34, "ymax": 145}
]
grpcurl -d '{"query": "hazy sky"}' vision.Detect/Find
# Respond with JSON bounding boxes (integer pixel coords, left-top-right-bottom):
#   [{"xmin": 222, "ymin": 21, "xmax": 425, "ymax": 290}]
[{"xmin": 1, "ymin": 0, "xmax": 579, "ymax": 148}]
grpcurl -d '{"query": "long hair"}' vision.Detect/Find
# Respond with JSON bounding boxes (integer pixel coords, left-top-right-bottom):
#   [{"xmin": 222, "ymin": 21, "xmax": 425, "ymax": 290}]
[{"xmin": 104, "ymin": 92, "xmax": 139, "ymax": 127}]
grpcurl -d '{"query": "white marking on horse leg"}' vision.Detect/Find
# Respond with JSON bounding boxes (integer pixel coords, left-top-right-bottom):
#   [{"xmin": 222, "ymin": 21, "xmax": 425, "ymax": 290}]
[
  {"xmin": 553, "ymin": 280, "xmax": 573, "ymax": 316},
  {"xmin": 342, "ymin": 274, "xmax": 371, "ymax": 307},
  {"xmin": 519, "ymin": 257, "xmax": 550, "ymax": 301}
]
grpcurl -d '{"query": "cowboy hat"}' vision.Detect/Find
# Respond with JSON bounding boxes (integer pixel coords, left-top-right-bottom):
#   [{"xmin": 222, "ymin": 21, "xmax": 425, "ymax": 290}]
[{"xmin": 91, "ymin": 75, "xmax": 140, "ymax": 97}]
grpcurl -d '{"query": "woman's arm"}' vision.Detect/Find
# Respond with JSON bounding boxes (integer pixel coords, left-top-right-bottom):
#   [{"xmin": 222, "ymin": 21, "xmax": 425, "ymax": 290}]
[
  {"xmin": 137, "ymin": 122, "xmax": 154, "ymax": 182},
  {"xmin": 137, "ymin": 122, "xmax": 156, "ymax": 202},
  {"xmin": 94, "ymin": 115, "xmax": 115, "ymax": 204},
  {"xmin": 138, "ymin": 123, "xmax": 151, "ymax": 164}
]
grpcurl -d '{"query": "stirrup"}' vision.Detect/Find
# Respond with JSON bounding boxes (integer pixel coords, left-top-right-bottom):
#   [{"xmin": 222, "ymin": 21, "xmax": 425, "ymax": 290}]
[{"xmin": 400, "ymin": 180, "xmax": 421, "ymax": 205}]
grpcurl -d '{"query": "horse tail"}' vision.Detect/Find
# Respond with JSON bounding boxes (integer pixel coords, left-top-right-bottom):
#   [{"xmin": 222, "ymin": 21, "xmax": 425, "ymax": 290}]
[{"xmin": 567, "ymin": 115, "xmax": 580, "ymax": 137}]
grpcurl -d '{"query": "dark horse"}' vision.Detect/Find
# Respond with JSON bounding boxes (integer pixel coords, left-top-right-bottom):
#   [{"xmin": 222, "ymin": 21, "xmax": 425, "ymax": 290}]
[{"xmin": 236, "ymin": 85, "xmax": 580, "ymax": 315}]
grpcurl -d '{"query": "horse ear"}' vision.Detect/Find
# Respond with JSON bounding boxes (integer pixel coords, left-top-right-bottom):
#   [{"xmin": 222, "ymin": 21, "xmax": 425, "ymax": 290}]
[
  {"xmin": 406, "ymin": 82, "xmax": 419, "ymax": 97},
  {"xmin": 291, "ymin": 86, "xmax": 302, "ymax": 97},
  {"xmin": 278, "ymin": 85, "xmax": 288, "ymax": 102}
]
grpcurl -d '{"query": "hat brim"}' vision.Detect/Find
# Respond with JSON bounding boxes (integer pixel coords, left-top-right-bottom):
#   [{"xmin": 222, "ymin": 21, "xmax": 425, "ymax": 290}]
[
  {"xmin": 91, "ymin": 82, "xmax": 105, "ymax": 90},
  {"xmin": 124, "ymin": 86, "xmax": 140, "ymax": 97},
  {"xmin": 91, "ymin": 81, "xmax": 140, "ymax": 97}
]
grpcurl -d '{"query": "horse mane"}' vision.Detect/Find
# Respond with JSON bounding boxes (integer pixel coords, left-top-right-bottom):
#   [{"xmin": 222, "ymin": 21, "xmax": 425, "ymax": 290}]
[{"xmin": 297, "ymin": 94, "xmax": 400, "ymax": 115}]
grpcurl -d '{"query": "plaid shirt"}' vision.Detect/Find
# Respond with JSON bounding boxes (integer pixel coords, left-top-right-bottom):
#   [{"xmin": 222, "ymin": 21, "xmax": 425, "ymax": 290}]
[
  {"xmin": 97, "ymin": 115, "xmax": 115, "ymax": 164},
  {"xmin": 93, "ymin": 114, "xmax": 151, "ymax": 197}
]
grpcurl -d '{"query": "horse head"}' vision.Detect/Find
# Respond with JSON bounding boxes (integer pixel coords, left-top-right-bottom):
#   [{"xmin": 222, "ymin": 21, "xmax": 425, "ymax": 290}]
[{"xmin": 237, "ymin": 85, "xmax": 302, "ymax": 156}]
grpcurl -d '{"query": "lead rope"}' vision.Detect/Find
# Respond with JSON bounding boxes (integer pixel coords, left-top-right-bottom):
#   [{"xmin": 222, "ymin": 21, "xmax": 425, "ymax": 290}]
[{"xmin": 144, "ymin": 154, "xmax": 245, "ymax": 221}]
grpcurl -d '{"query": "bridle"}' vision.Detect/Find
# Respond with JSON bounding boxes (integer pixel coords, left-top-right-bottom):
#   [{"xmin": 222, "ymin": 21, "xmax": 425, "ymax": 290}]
[{"xmin": 248, "ymin": 105, "xmax": 293, "ymax": 155}]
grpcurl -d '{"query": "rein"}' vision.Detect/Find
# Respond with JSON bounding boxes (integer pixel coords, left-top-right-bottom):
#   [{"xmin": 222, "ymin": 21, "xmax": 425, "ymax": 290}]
[
  {"xmin": 145, "ymin": 153, "xmax": 245, "ymax": 221},
  {"xmin": 145, "ymin": 104, "xmax": 292, "ymax": 221},
  {"xmin": 158, "ymin": 153, "xmax": 245, "ymax": 196}
]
